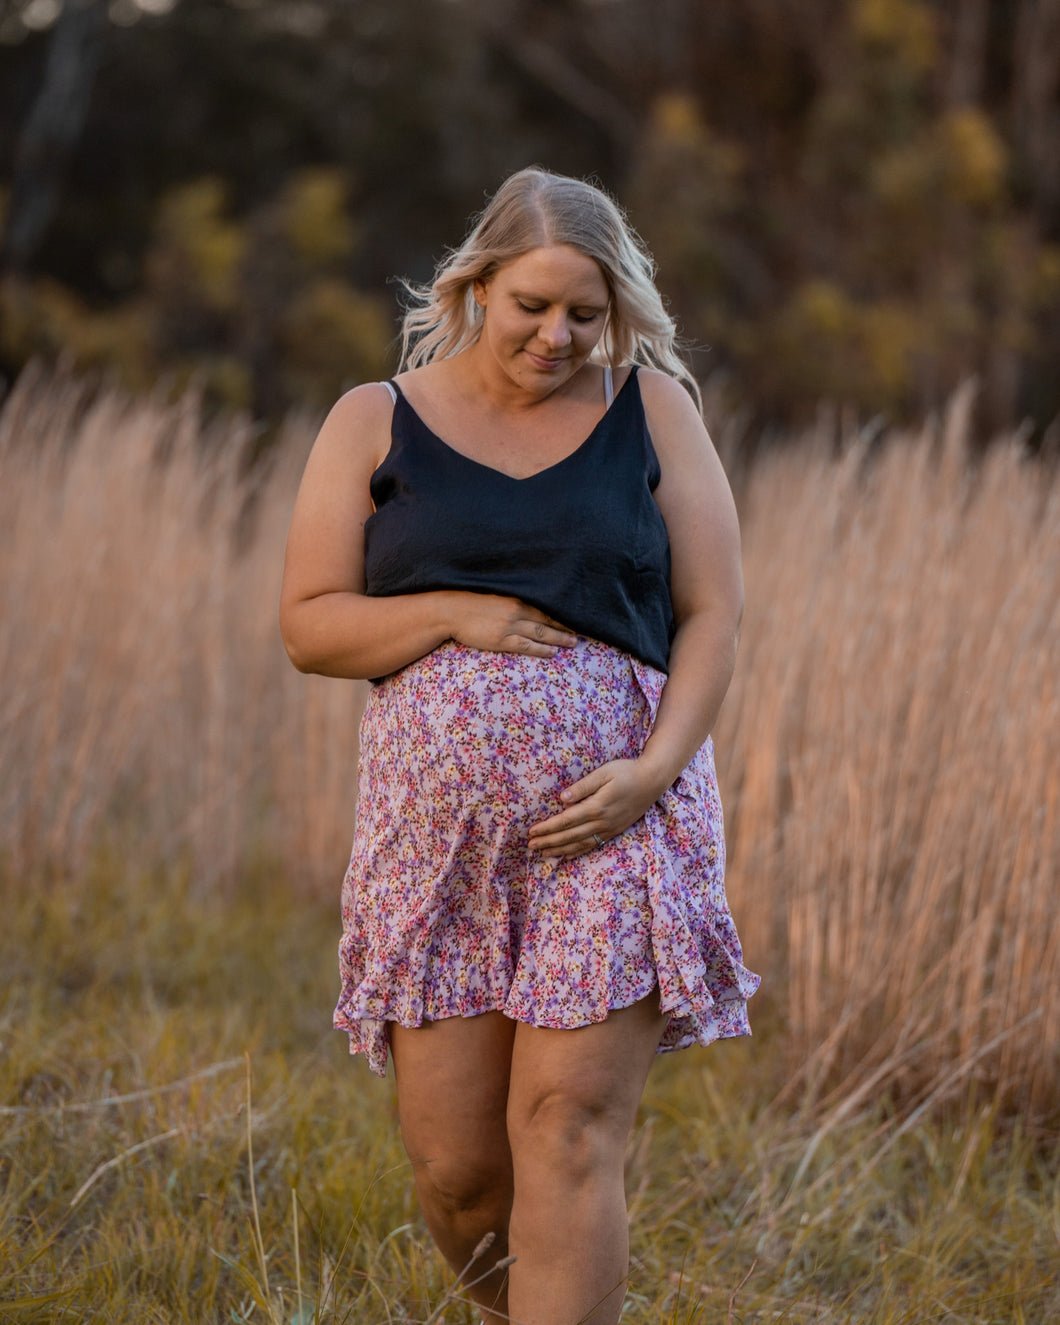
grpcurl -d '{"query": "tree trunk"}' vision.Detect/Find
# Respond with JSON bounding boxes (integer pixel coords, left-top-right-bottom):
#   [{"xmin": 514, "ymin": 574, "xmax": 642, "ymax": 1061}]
[
  {"xmin": 945, "ymin": 0, "xmax": 990, "ymax": 105},
  {"xmin": 1012, "ymin": 0, "xmax": 1060, "ymax": 228},
  {"xmin": 1, "ymin": 0, "xmax": 107, "ymax": 276}
]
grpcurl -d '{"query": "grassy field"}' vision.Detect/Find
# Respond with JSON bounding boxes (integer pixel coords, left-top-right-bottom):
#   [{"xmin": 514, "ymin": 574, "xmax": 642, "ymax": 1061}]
[{"xmin": 1, "ymin": 369, "xmax": 1058, "ymax": 1321}]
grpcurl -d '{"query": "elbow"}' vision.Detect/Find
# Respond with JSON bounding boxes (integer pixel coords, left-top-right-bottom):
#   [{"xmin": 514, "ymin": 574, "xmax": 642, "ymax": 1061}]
[
  {"xmin": 284, "ymin": 642, "xmax": 313, "ymax": 675},
  {"xmin": 281, "ymin": 633, "xmax": 313, "ymax": 675},
  {"xmin": 279, "ymin": 603, "xmax": 314, "ymax": 674},
  {"xmin": 280, "ymin": 612, "xmax": 369, "ymax": 679}
]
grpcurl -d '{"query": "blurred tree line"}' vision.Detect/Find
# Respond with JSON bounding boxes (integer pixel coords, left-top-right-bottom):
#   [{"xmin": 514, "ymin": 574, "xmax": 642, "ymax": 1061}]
[{"xmin": 1, "ymin": 0, "xmax": 1058, "ymax": 435}]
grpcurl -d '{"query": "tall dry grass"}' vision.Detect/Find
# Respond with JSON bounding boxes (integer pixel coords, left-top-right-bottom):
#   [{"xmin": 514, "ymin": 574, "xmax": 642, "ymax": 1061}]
[
  {"xmin": 716, "ymin": 385, "xmax": 1059, "ymax": 1117},
  {"xmin": 0, "ymin": 364, "xmax": 364, "ymax": 893},
  {"xmin": 1, "ymin": 366, "xmax": 1057, "ymax": 1118}
]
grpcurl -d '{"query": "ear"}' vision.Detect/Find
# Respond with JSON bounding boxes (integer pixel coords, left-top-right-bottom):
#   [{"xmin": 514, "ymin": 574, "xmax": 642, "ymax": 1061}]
[{"xmin": 472, "ymin": 277, "xmax": 488, "ymax": 309}]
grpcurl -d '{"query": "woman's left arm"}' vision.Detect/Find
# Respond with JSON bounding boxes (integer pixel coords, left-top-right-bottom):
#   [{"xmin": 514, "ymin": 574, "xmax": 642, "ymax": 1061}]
[{"xmin": 527, "ymin": 370, "xmax": 743, "ymax": 856}]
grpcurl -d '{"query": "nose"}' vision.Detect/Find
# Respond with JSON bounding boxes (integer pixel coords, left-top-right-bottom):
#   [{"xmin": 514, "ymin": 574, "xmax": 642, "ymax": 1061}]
[{"xmin": 539, "ymin": 309, "xmax": 572, "ymax": 349}]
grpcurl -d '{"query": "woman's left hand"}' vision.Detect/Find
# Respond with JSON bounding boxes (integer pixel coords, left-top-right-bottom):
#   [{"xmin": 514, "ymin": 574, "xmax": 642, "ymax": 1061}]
[{"xmin": 526, "ymin": 759, "xmax": 666, "ymax": 857}]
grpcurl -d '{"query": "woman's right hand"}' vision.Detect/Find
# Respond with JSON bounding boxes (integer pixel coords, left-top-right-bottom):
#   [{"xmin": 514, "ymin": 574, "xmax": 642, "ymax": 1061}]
[{"xmin": 445, "ymin": 592, "xmax": 578, "ymax": 658}]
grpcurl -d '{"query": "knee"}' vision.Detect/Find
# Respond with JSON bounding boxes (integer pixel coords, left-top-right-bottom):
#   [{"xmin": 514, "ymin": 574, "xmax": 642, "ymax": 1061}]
[
  {"xmin": 509, "ymin": 1092, "xmax": 629, "ymax": 1187},
  {"xmin": 413, "ymin": 1154, "xmax": 513, "ymax": 1224}
]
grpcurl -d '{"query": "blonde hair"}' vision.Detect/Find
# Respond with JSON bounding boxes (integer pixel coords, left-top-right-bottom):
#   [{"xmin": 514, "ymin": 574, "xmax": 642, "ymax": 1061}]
[{"xmin": 398, "ymin": 167, "xmax": 701, "ymax": 409}]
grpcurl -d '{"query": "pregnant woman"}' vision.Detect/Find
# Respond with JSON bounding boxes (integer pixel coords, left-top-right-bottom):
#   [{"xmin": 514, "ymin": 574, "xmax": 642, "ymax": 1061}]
[{"xmin": 280, "ymin": 166, "xmax": 759, "ymax": 1325}]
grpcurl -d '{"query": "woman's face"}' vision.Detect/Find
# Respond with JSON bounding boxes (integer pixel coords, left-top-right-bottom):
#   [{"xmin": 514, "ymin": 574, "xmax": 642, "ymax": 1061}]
[{"xmin": 473, "ymin": 244, "xmax": 610, "ymax": 395}]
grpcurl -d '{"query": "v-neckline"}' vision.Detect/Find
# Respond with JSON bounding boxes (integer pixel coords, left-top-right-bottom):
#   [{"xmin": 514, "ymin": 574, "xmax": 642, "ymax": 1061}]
[{"xmin": 394, "ymin": 369, "xmax": 635, "ymax": 484}]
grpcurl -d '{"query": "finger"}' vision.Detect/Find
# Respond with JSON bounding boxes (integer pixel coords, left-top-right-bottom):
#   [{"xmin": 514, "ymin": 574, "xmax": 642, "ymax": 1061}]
[
  {"xmin": 518, "ymin": 605, "xmax": 577, "ymax": 635},
  {"xmin": 558, "ymin": 767, "xmax": 610, "ymax": 808},
  {"xmin": 501, "ymin": 633, "xmax": 567, "ymax": 658},
  {"xmin": 523, "ymin": 619, "xmax": 578, "ymax": 647},
  {"xmin": 500, "ymin": 629, "xmax": 578, "ymax": 657},
  {"xmin": 528, "ymin": 818, "xmax": 608, "ymax": 852},
  {"xmin": 528, "ymin": 775, "xmax": 613, "ymax": 841},
  {"xmin": 527, "ymin": 801, "xmax": 600, "ymax": 839},
  {"xmin": 537, "ymin": 828, "xmax": 609, "ymax": 858},
  {"xmin": 527, "ymin": 804, "xmax": 571, "ymax": 837}
]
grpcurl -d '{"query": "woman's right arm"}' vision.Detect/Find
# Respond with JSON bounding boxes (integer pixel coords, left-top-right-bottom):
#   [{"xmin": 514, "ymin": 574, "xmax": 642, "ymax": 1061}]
[{"xmin": 279, "ymin": 384, "xmax": 575, "ymax": 680}]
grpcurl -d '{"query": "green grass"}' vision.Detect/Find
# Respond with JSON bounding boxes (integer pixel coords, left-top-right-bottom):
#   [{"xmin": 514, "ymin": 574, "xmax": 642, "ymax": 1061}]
[{"xmin": 1, "ymin": 857, "xmax": 1056, "ymax": 1323}]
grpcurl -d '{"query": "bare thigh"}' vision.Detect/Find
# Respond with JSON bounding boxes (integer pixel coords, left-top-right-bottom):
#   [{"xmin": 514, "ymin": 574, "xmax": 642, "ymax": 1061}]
[
  {"xmin": 502, "ymin": 993, "xmax": 669, "ymax": 1324},
  {"xmin": 390, "ymin": 1011, "xmax": 517, "ymax": 1195},
  {"xmin": 507, "ymin": 992, "xmax": 668, "ymax": 1155}
]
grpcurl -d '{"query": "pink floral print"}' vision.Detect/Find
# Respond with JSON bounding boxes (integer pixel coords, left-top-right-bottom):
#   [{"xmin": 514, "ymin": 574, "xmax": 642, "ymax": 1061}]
[{"xmin": 335, "ymin": 636, "xmax": 759, "ymax": 1076}]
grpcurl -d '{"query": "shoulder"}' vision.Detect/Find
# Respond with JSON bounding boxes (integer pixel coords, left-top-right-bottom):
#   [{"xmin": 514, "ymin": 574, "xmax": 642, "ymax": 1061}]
[
  {"xmin": 392, "ymin": 360, "xmax": 449, "ymax": 396},
  {"xmin": 324, "ymin": 380, "xmax": 396, "ymax": 431},
  {"xmin": 310, "ymin": 380, "xmax": 396, "ymax": 476},
  {"xmin": 634, "ymin": 367, "xmax": 701, "ymax": 416},
  {"xmin": 633, "ymin": 368, "xmax": 711, "ymax": 463}
]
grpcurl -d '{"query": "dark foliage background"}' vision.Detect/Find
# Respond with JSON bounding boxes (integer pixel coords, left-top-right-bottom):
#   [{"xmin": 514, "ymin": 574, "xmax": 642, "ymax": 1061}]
[{"xmin": 1, "ymin": 0, "xmax": 1058, "ymax": 435}]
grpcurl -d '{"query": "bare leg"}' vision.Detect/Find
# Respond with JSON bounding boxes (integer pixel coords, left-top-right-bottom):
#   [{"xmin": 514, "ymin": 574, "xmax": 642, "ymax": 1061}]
[
  {"xmin": 505, "ymin": 992, "xmax": 667, "ymax": 1325},
  {"xmin": 390, "ymin": 1012, "xmax": 516, "ymax": 1324}
]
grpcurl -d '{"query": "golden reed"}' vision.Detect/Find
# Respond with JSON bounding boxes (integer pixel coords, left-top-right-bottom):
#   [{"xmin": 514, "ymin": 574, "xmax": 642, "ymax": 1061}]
[{"xmin": 2, "ymin": 369, "xmax": 1056, "ymax": 1115}]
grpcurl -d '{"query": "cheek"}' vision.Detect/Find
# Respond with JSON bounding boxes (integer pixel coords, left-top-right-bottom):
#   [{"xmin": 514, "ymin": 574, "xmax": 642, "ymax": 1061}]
[
  {"xmin": 484, "ymin": 314, "xmax": 516, "ymax": 349},
  {"xmin": 574, "ymin": 323, "xmax": 603, "ymax": 353}
]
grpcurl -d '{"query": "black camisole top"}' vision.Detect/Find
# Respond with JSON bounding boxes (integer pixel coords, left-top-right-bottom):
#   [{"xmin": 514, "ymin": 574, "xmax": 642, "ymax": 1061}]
[{"xmin": 363, "ymin": 365, "xmax": 675, "ymax": 674}]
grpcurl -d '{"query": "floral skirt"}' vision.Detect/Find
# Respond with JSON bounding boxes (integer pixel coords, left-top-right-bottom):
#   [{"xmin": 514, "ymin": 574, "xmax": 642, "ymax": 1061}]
[{"xmin": 334, "ymin": 637, "xmax": 759, "ymax": 1076}]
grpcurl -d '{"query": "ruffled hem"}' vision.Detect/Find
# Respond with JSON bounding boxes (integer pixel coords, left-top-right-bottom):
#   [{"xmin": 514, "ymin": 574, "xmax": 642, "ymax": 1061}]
[{"xmin": 334, "ymin": 971, "xmax": 754, "ymax": 1079}]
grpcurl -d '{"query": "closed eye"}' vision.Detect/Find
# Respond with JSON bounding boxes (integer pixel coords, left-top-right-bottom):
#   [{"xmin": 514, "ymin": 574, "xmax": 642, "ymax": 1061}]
[{"xmin": 515, "ymin": 299, "xmax": 602, "ymax": 323}]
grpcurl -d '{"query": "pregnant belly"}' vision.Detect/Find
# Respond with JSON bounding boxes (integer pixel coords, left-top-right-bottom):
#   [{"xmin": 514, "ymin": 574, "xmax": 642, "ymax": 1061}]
[{"xmin": 359, "ymin": 638, "xmax": 657, "ymax": 832}]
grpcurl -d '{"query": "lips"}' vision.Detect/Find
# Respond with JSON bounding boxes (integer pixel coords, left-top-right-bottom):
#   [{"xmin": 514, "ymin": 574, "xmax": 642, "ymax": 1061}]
[{"xmin": 525, "ymin": 351, "xmax": 569, "ymax": 370}]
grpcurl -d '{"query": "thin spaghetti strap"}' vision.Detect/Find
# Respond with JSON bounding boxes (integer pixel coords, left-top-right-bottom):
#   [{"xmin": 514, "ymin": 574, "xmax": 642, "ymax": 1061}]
[
  {"xmin": 381, "ymin": 380, "xmax": 398, "ymax": 404},
  {"xmin": 603, "ymin": 364, "xmax": 614, "ymax": 408}
]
